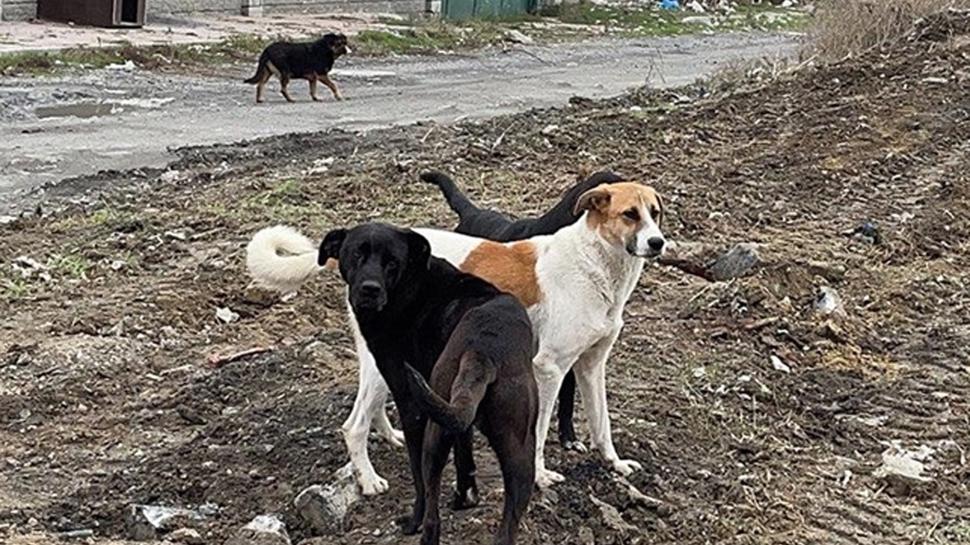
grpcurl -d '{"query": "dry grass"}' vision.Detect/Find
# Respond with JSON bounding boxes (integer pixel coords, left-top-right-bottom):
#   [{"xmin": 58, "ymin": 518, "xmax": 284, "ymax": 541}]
[{"xmin": 808, "ymin": 0, "xmax": 970, "ymax": 60}]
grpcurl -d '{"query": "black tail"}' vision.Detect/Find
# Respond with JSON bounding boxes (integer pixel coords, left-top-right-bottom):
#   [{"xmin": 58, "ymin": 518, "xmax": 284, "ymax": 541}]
[
  {"xmin": 244, "ymin": 57, "xmax": 267, "ymax": 84},
  {"xmin": 405, "ymin": 360, "xmax": 491, "ymax": 434},
  {"xmin": 420, "ymin": 171, "xmax": 479, "ymax": 218}
]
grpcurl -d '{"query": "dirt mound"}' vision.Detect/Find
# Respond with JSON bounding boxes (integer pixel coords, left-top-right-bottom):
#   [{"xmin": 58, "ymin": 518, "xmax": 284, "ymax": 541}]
[{"xmin": 2, "ymin": 15, "xmax": 970, "ymax": 545}]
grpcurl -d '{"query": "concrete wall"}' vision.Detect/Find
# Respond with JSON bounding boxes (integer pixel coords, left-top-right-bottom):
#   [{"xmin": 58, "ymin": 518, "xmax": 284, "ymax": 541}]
[
  {"xmin": 0, "ymin": 0, "xmax": 425, "ymax": 21},
  {"xmin": 1, "ymin": 0, "xmax": 39, "ymax": 21}
]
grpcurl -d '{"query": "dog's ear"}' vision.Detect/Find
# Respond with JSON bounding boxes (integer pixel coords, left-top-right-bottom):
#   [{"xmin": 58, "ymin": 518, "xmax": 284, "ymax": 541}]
[
  {"xmin": 319, "ymin": 228, "xmax": 347, "ymax": 266},
  {"xmin": 405, "ymin": 230, "xmax": 431, "ymax": 271},
  {"xmin": 655, "ymin": 192, "xmax": 665, "ymax": 228},
  {"xmin": 574, "ymin": 185, "xmax": 612, "ymax": 216}
]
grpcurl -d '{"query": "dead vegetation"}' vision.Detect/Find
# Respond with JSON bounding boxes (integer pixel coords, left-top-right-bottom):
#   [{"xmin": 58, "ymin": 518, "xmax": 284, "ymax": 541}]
[
  {"xmin": 808, "ymin": 0, "xmax": 970, "ymax": 59},
  {"xmin": 1, "ymin": 8, "xmax": 970, "ymax": 545}
]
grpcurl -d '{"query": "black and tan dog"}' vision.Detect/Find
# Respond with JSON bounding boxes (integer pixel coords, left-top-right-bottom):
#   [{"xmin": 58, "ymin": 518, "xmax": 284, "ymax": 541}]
[
  {"xmin": 244, "ymin": 33, "xmax": 350, "ymax": 104},
  {"xmin": 320, "ymin": 222, "xmax": 537, "ymax": 545},
  {"xmin": 419, "ymin": 169, "xmax": 623, "ymax": 451}
]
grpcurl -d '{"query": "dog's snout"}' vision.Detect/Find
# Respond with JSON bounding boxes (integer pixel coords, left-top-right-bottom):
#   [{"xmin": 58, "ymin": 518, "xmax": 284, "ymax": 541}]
[
  {"xmin": 360, "ymin": 280, "xmax": 382, "ymax": 297},
  {"xmin": 647, "ymin": 237, "xmax": 665, "ymax": 252}
]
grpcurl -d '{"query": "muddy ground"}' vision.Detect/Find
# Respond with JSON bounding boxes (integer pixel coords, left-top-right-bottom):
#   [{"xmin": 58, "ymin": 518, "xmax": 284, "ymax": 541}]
[{"xmin": 1, "ymin": 13, "xmax": 969, "ymax": 545}]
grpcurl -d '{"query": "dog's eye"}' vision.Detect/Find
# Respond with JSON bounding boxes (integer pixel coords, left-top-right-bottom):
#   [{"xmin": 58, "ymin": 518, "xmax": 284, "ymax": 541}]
[
  {"xmin": 650, "ymin": 207, "xmax": 661, "ymax": 220},
  {"xmin": 623, "ymin": 208, "xmax": 640, "ymax": 222},
  {"xmin": 386, "ymin": 260, "xmax": 399, "ymax": 274}
]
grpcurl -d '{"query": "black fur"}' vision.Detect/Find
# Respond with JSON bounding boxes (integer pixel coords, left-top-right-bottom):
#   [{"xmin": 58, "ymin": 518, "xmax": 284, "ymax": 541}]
[
  {"xmin": 321, "ymin": 223, "xmax": 537, "ymax": 545},
  {"xmin": 245, "ymin": 33, "xmax": 349, "ymax": 103},
  {"xmin": 419, "ymin": 169, "xmax": 625, "ymax": 450}
]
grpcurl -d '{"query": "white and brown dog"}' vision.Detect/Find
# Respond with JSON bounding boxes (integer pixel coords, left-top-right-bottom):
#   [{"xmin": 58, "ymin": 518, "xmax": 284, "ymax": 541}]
[{"xmin": 247, "ymin": 182, "xmax": 666, "ymax": 493}]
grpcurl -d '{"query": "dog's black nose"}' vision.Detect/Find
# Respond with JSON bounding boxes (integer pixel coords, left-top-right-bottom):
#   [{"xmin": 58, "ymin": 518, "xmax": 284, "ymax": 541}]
[
  {"xmin": 647, "ymin": 237, "xmax": 665, "ymax": 252},
  {"xmin": 360, "ymin": 280, "xmax": 382, "ymax": 297}
]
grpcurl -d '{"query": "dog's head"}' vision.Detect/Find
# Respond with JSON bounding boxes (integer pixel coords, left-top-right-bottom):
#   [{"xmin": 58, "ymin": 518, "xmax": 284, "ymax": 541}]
[
  {"xmin": 319, "ymin": 223, "xmax": 430, "ymax": 315},
  {"xmin": 320, "ymin": 33, "xmax": 351, "ymax": 57},
  {"xmin": 574, "ymin": 182, "xmax": 667, "ymax": 258}
]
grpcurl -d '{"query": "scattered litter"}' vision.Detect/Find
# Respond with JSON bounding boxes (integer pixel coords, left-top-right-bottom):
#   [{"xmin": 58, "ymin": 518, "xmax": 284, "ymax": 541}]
[
  {"xmin": 105, "ymin": 60, "xmax": 136, "ymax": 71},
  {"xmin": 504, "ymin": 29, "xmax": 534, "ymax": 45},
  {"xmin": 159, "ymin": 169, "xmax": 182, "ymax": 183},
  {"xmin": 124, "ymin": 504, "xmax": 216, "ymax": 541},
  {"xmin": 873, "ymin": 443, "xmax": 933, "ymax": 494},
  {"xmin": 848, "ymin": 221, "xmax": 881, "ymax": 244},
  {"xmin": 815, "ymin": 286, "xmax": 845, "ymax": 316},
  {"xmin": 769, "ymin": 354, "xmax": 791, "ymax": 373},
  {"xmin": 541, "ymin": 124, "xmax": 559, "ymax": 135},
  {"xmin": 307, "ymin": 157, "xmax": 335, "ymax": 175},
  {"xmin": 215, "ymin": 307, "xmax": 240, "ymax": 324},
  {"xmin": 227, "ymin": 514, "xmax": 290, "ymax": 545}
]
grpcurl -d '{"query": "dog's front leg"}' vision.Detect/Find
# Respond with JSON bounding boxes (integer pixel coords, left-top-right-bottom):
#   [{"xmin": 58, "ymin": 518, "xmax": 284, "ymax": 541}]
[
  {"xmin": 399, "ymin": 404, "xmax": 428, "ymax": 535},
  {"xmin": 532, "ymin": 351, "xmax": 570, "ymax": 488},
  {"xmin": 341, "ymin": 356, "xmax": 393, "ymax": 495},
  {"xmin": 320, "ymin": 73, "xmax": 343, "ymax": 101},
  {"xmin": 573, "ymin": 326, "xmax": 642, "ymax": 476}
]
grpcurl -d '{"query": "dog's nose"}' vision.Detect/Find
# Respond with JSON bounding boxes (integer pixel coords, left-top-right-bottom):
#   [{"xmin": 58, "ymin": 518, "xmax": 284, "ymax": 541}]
[
  {"xmin": 647, "ymin": 237, "xmax": 665, "ymax": 252},
  {"xmin": 360, "ymin": 280, "xmax": 382, "ymax": 297}
]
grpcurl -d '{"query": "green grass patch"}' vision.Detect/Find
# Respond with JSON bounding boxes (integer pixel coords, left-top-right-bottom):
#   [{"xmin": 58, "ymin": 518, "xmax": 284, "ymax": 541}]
[
  {"xmin": 0, "ymin": 34, "xmax": 277, "ymax": 76},
  {"xmin": 0, "ymin": 277, "xmax": 30, "ymax": 300}
]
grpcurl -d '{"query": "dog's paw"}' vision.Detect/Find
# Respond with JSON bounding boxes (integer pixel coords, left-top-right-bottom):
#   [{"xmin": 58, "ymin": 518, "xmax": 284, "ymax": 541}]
[
  {"xmin": 396, "ymin": 514, "xmax": 422, "ymax": 535},
  {"xmin": 451, "ymin": 484, "xmax": 480, "ymax": 510},
  {"xmin": 611, "ymin": 458, "xmax": 643, "ymax": 476},
  {"xmin": 385, "ymin": 428, "xmax": 406, "ymax": 448},
  {"xmin": 358, "ymin": 472, "xmax": 390, "ymax": 496},
  {"xmin": 536, "ymin": 468, "xmax": 566, "ymax": 488},
  {"xmin": 562, "ymin": 440, "xmax": 588, "ymax": 453}
]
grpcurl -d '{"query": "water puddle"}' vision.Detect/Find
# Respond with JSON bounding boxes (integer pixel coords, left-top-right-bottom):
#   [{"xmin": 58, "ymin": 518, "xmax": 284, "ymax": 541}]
[
  {"xmin": 34, "ymin": 97, "xmax": 174, "ymax": 119},
  {"xmin": 35, "ymin": 103, "xmax": 118, "ymax": 119}
]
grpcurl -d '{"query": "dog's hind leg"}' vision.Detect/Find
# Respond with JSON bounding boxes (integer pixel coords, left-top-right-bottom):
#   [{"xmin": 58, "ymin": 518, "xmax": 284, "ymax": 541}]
[
  {"xmin": 255, "ymin": 68, "xmax": 271, "ymax": 104},
  {"xmin": 574, "ymin": 326, "xmax": 642, "ymax": 476},
  {"xmin": 557, "ymin": 370, "xmax": 585, "ymax": 452},
  {"xmin": 485, "ymin": 392, "xmax": 536, "ymax": 545},
  {"xmin": 419, "ymin": 422, "xmax": 452, "ymax": 545}
]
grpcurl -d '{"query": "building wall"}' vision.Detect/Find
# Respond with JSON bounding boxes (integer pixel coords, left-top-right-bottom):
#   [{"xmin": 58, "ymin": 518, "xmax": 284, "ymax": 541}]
[{"xmin": 1, "ymin": 0, "xmax": 425, "ymax": 22}]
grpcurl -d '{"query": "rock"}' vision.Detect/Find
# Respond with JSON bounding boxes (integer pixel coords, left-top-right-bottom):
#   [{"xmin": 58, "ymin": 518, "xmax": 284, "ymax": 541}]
[
  {"xmin": 541, "ymin": 124, "xmax": 559, "ymax": 135},
  {"xmin": 814, "ymin": 286, "xmax": 845, "ymax": 317},
  {"xmin": 171, "ymin": 528, "xmax": 205, "ymax": 544},
  {"xmin": 849, "ymin": 221, "xmax": 881, "ymax": 244},
  {"xmin": 577, "ymin": 526, "xmax": 596, "ymax": 545},
  {"xmin": 125, "ymin": 504, "xmax": 215, "ymax": 540},
  {"xmin": 294, "ymin": 464, "xmax": 362, "ymax": 534},
  {"xmin": 227, "ymin": 515, "xmax": 290, "ymax": 545},
  {"xmin": 682, "ymin": 15, "xmax": 714, "ymax": 25},
  {"xmin": 589, "ymin": 494, "xmax": 636, "ymax": 533},
  {"xmin": 873, "ymin": 443, "xmax": 933, "ymax": 495},
  {"xmin": 708, "ymin": 243, "xmax": 762, "ymax": 281},
  {"xmin": 504, "ymin": 29, "xmax": 534, "ymax": 44}
]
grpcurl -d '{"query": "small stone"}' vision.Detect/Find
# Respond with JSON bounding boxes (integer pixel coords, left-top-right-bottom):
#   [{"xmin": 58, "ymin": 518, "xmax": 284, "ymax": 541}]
[
  {"xmin": 541, "ymin": 124, "xmax": 559, "ymax": 135},
  {"xmin": 226, "ymin": 515, "xmax": 290, "ymax": 545},
  {"xmin": 171, "ymin": 528, "xmax": 205, "ymax": 545},
  {"xmin": 873, "ymin": 444, "xmax": 933, "ymax": 495},
  {"xmin": 708, "ymin": 243, "xmax": 761, "ymax": 281},
  {"xmin": 294, "ymin": 465, "xmax": 362, "ymax": 534},
  {"xmin": 125, "ymin": 504, "xmax": 210, "ymax": 541},
  {"xmin": 815, "ymin": 286, "xmax": 845, "ymax": 317},
  {"xmin": 578, "ymin": 526, "xmax": 596, "ymax": 545},
  {"xmin": 589, "ymin": 494, "xmax": 636, "ymax": 533},
  {"xmin": 849, "ymin": 221, "xmax": 881, "ymax": 244}
]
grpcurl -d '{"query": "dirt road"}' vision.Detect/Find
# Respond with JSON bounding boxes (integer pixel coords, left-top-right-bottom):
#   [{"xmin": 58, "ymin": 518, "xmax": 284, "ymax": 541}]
[{"xmin": 0, "ymin": 32, "xmax": 798, "ymax": 214}]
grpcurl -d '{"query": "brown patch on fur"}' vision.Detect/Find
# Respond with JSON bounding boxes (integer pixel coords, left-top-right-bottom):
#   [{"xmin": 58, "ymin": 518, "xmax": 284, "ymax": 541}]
[
  {"xmin": 575, "ymin": 182, "xmax": 663, "ymax": 245},
  {"xmin": 459, "ymin": 241, "xmax": 541, "ymax": 307}
]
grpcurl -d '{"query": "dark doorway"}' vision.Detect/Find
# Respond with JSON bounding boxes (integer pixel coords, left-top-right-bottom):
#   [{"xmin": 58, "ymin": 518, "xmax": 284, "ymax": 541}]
[{"xmin": 120, "ymin": 0, "xmax": 138, "ymax": 23}]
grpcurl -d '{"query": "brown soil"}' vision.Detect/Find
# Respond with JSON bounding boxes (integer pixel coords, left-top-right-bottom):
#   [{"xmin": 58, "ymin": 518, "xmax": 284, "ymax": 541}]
[{"xmin": 2, "ymin": 16, "xmax": 969, "ymax": 545}]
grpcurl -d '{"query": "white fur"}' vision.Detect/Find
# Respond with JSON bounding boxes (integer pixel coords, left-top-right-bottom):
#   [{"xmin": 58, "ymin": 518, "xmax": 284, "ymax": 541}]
[
  {"xmin": 245, "ymin": 218, "xmax": 664, "ymax": 493},
  {"xmin": 246, "ymin": 225, "xmax": 321, "ymax": 293}
]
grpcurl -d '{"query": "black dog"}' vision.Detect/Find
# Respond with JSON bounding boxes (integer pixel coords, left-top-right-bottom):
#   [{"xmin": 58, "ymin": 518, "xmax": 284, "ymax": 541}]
[
  {"xmin": 244, "ymin": 33, "xmax": 350, "ymax": 104},
  {"xmin": 420, "ymin": 169, "xmax": 623, "ymax": 451},
  {"xmin": 320, "ymin": 223, "xmax": 537, "ymax": 545}
]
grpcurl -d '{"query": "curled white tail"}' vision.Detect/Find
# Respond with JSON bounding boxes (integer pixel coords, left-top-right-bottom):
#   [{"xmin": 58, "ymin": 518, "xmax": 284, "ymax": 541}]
[{"xmin": 246, "ymin": 225, "xmax": 322, "ymax": 293}]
